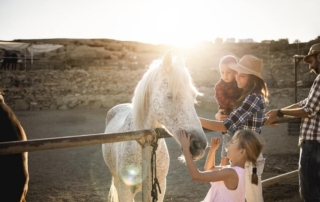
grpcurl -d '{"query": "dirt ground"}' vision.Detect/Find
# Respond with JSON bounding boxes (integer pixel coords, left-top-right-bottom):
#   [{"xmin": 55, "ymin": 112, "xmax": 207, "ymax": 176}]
[{"xmin": 13, "ymin": 108, "xmax": 302, "ymax": 202}]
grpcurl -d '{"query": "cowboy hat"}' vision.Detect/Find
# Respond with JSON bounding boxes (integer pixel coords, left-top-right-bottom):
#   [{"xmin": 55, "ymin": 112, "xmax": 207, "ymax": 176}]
[
  {"xmin": 303, "ymin": 43, "xmax": 320, "ymax": 63},
  {"xmin": 228, "ymin": 55, "xmax": 263, "ymax": 79}
]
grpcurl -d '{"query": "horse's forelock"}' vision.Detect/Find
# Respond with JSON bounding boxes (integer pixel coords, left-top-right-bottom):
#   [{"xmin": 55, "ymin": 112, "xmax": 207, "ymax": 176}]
[
  {"xmin": 169, "ymin": 57, "xmax": 201, "ymax": 102},
  {"xmin": 132, "ymin": 57, "xmax": 201, "ymax": 129},
  {"xmin": 0, "ymin": 95, "xmax": 4, "ymax": 104},
  {"xmin": 132, "ymin": 60, "xmax": 162, "ymax": 129}
]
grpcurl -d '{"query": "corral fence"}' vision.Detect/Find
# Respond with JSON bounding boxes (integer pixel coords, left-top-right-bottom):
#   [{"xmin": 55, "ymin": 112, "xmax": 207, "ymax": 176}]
[{"xmin": 0, "ymin": 117, "xmax": 301, "ymax": 201}]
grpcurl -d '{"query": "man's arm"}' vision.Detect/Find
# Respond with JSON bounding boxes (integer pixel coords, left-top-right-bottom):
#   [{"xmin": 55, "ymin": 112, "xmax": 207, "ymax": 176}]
[
  {"xmin": 265, "ymin": 103, "xmax": 308, "ymax": 125},
  {"xmin": 277, "ymin": 103, "xmax": 308, "ymax": 117},
  {"xmin": 282, "ymin": 103, "xmax": 301, "ymax": 110}
]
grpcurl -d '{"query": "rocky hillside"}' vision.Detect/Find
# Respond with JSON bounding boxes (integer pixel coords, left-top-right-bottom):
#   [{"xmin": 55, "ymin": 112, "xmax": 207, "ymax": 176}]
[{"xmin": 0, "ymin": 37, "xmax": 319, "ymax": 111}]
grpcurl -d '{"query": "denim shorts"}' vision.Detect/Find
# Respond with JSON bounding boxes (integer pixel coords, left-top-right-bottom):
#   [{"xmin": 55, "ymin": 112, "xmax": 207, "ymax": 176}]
[{"xmin": 299, "ymin": 140, "xmax": 320, "ymax": 201}]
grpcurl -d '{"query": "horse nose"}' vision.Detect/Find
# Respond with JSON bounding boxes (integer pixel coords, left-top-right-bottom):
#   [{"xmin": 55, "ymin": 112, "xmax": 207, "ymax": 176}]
[
  {"xmin": 190, "ymin": 136, "xmax": 207, "ymax": 150},
  {"xmin": 191, "ymin": 139, "xmax": 201, "ymax": 150},
  {"xmin": 184, "ymin": 132, "xmax": 207, "ymax": 160}
]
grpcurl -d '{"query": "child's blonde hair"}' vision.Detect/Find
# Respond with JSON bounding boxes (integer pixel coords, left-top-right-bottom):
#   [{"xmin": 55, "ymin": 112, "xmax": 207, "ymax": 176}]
[
  {"xmin": 219, "ymin": 55, "xmax": 238, "ymax": 69},
  {"xmin": 234, "ymin": 129, "xmax": 264, "ymax": 185}
]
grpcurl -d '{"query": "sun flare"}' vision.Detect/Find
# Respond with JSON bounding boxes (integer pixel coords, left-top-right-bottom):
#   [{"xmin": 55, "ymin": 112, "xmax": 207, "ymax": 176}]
[
  {"xmin": 133, "ymin": 0, "xmax": 247, "ymax": 50},
  {"xmin": 131, "ymin": 1, "xmax": 221, "ymax": 48}
]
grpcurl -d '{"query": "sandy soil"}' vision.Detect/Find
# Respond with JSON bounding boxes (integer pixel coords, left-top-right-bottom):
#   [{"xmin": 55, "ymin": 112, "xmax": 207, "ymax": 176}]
[{"xmin": 12, "ymin": 108, "xmax": 302, "ymax": 202}]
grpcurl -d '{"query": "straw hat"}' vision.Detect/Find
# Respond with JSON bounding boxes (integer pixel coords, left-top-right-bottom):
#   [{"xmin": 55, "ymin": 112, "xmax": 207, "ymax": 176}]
[
  {"xmin": 303, "ymin": 43, "xmax": 320, "ymax": 63},
  {"xmin": 228, "ymin": 55, "xmax": 263, "ymax": 79}
]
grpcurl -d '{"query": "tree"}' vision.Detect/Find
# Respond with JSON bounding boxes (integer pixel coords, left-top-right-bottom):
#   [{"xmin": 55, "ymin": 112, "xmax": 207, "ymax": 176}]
[
  {"xmin": 269, "ymin": 39, "xmax": 289, "ymax": 52},
  {"xmin": 294, "ymin": 39, "xmax": 301, "ymax": 53}
]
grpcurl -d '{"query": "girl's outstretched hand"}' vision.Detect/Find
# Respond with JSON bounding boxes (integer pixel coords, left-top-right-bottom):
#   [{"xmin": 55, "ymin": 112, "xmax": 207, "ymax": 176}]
[
  {"xmin": 178, "ymin": 130, "xmax": 191, "ymax": 152},
  {"xmin": 209, "ymin": 137, "xmax": 221, "ymax": 151}
]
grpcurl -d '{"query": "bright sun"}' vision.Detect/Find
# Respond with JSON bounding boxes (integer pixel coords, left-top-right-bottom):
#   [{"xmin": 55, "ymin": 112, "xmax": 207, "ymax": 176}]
[
  {"xmin": 127, "ymin": 0, "xmax": 240, "ymax": 47},
  {"xmin": 131, "ymin": 0, "xmax": 223, "ymax": 48}
]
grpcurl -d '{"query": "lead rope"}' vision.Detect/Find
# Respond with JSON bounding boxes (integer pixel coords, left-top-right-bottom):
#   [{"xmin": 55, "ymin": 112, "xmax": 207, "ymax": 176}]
[{"xmin": 151, "ymin": 133, "xmax": 161, "ymax": 202}]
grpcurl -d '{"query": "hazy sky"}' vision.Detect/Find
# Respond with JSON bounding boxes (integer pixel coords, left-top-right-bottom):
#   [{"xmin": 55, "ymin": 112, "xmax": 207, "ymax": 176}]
[{"xmin": 0, "ymin": 0, "xmax": 319, "ymax": 45}]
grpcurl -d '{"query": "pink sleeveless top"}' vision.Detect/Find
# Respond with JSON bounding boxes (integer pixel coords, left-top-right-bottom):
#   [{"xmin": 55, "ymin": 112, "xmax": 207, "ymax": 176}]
[{"xmin": 202, "ymin": 166, "xmax": 245, "ymax": 202}]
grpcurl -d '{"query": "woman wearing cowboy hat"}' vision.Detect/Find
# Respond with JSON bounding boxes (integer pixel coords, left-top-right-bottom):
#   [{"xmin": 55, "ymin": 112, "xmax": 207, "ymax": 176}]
[
  {"xmin": 265, "ymin": 43, "xmax": 320, "ymax": 202},
  {"xmin": 199, "ymin": 54, "xmax": 269, "ymax": 202}
]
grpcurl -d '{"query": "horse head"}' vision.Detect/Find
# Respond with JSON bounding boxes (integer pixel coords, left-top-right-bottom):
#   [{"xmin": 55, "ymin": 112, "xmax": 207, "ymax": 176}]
[{"xmin": 132, "ymin": 50, "xmax": 208, "ymax": 160}]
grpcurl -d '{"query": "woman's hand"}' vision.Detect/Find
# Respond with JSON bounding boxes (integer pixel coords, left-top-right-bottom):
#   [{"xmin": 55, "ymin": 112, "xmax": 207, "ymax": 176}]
[
  {"xmin": 215, "ymin": 109, "xmax": 228, "ymax": 121},
  {"xmin": 178, "ymin": 130, "xmax": 191, "ymax": 153},
  {"xmin": 209, "ymin": 137, "xmax": 221, "ymax": 151}
]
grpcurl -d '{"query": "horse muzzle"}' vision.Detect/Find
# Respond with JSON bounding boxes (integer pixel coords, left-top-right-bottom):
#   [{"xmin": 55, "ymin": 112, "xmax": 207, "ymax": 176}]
[{"xmin": 189, "ymin": 134, "xmax": 208, "ymax": 160}]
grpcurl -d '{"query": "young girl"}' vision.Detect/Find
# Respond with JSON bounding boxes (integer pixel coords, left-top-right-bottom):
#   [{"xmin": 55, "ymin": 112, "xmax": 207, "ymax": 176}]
[
  {"xmin": 214, "ymin": 55, "xmax": 242, "ymax": 166},
  {"xmin": 200, "ymin": 55, "xmax": 269, "ymax": 202},
  {"xmin": 178, "ymin": 129, "xmax": 264, "ymax": 202}
]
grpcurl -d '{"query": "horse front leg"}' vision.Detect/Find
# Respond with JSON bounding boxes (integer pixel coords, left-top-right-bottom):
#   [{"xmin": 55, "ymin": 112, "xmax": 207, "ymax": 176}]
[
  {"xmin": 108, "ymin": 176, "xmax": 135, "ymax": 202},
  {"xmin": 118, "ymin": 181, "xmax": 135, "ymax": 202}
]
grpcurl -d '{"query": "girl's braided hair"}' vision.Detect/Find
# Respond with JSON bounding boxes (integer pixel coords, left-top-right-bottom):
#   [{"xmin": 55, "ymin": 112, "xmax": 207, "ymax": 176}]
[{"xmin": 235, "ymin": 129, "xmax": 264, "ymax": 185}]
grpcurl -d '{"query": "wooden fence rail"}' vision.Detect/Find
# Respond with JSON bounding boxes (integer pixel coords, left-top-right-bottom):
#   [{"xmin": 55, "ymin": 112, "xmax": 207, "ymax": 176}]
[
  {"xmin": 0, "ymin": 128, "xmax": 171, "ymax": 155},
  {"xmin": 262, "ymin": 170, "xmax": 299, "ymax": 188},
  {"xmin": 0, "ymin": 116, "xmax": 301, "ymax": 201}
]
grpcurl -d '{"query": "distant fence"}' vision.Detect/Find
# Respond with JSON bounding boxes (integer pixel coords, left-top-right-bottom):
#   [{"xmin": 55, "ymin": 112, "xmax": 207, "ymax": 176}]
[{"xmin": 0, "ymin": 57, "xmax": 64, "ymax": 71}]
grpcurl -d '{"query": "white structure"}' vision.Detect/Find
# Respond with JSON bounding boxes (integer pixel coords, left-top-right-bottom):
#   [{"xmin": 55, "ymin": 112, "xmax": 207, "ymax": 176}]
[
  {"xmin": 225, "ymin": 38, "xmax": 236, "ymax": 43},
  {"xmin": 0, "ymin": 41, "xmax": 63, "ymax": 70},
  {"xmin": 238, "ymin": 38, "xmax": 255, "ymax": 43}
]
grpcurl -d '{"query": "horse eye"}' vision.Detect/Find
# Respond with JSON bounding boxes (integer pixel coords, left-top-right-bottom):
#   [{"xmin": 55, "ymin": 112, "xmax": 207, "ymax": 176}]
[{"xmin": 167, "ymin": 93, "xmax": 173, "ymax": 99}]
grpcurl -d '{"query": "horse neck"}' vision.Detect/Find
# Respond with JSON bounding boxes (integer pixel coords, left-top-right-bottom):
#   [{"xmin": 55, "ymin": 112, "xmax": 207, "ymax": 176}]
[{"xmin": 141, "ymin": 112, "xmax": 162, "ymax": 130}]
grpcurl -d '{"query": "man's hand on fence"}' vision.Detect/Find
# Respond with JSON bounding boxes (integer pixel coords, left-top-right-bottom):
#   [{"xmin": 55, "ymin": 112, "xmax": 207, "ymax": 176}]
[{"xmin": 265, "ymin": 110, "xmax": 279, "ymax": 125}]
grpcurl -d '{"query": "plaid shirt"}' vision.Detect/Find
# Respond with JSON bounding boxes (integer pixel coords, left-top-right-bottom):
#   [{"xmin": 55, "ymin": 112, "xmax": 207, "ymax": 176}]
[
  {"xmin": 223, "ymin": 93, "xmax": 266, "ymax": 135},
  {"xmin": 298, "ymin": 74, "xmax": 320, "ymax": 144},
  {"xmin": 214, "ymin": 79, "xmax": 242, "ymax": 115}
]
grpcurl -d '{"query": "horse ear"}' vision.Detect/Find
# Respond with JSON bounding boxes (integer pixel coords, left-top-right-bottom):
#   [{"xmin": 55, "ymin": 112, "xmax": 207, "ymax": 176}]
[
  {"xmin": 173, "ymin": 55, "xmax": 184, "ymax": 67},
  {"xmin": 162, "ymin": 50, "xmax": 173, "ymax": 72}
]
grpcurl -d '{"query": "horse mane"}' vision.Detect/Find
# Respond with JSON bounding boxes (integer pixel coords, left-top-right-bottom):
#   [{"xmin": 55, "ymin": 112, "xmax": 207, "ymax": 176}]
[{"xmin": 132, "ymin": 56, "xmax": 201, "ymax": 130}]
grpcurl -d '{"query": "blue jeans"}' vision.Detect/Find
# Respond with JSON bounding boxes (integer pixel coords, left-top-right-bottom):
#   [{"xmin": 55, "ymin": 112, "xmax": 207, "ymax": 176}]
[{"xmin": 299, "ymin": 140, "xmax": 320, "ymax": 202}]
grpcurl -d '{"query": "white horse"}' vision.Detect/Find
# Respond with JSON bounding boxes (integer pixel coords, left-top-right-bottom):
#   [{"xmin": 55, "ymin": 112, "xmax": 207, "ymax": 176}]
[{"xmin": 102, "ymin": 50, "xmax": 208, "ymax": 202}]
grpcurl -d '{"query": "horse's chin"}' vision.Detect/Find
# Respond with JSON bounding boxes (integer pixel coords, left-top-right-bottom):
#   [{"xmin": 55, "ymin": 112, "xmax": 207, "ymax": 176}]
[
  {"xmin": 178, "ymin": 149, "xmax": 205, "ymax": 163},
  {"xmin": 191, "ymin": 149, "xmax": 206, "ymax": 160}
]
